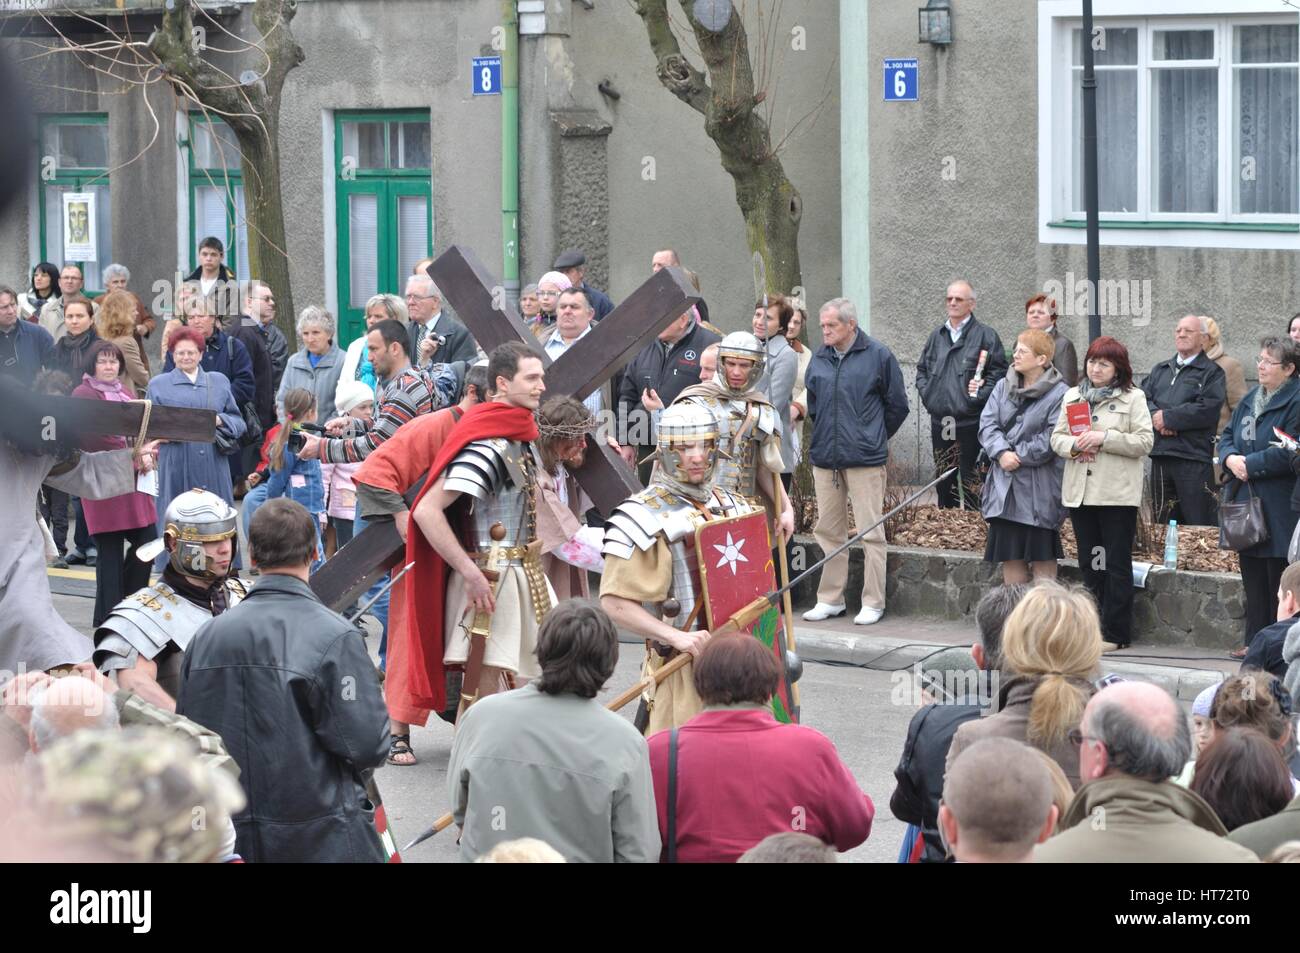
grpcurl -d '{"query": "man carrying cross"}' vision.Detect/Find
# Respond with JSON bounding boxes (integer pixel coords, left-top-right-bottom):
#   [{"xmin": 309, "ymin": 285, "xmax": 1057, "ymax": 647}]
[{"xmin": 403, "ymin": 342, "xmax": 554, "ymax": 720}]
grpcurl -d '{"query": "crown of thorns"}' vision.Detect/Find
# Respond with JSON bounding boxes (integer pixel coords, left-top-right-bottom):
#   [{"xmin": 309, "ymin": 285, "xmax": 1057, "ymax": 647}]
[{"xmin": 535, "ymin": 413, "xmax": 596, "ymax": 440}]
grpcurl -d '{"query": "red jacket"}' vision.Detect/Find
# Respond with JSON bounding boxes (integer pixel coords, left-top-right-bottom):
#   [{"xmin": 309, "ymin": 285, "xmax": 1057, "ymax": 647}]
[{"xmin": 646, "ymin": 708, "xmax": 874, "ymax": 863}]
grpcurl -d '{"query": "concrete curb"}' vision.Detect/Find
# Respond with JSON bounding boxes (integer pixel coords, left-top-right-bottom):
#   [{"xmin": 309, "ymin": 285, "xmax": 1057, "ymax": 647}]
[{"xmin": 792, "ymin": 629, "xmax": 1226, "ymax": 702}]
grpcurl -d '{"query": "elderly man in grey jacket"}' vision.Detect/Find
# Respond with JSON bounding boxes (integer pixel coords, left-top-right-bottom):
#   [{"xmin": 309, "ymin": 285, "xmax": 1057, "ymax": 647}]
[{"xmin": 448, "ymin": 600, "xmax": 660, "ymax": 863}]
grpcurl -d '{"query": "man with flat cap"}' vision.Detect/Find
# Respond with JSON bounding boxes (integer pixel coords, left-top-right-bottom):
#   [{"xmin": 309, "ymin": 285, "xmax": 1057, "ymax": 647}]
[{"xmin": 553, "ymin": 249, "xmax": 614, "ymax": 322}]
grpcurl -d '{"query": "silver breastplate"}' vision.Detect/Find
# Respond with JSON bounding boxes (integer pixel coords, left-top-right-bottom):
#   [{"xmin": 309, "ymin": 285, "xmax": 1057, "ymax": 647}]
[
  {"xmin": 93, "ymin": 577, "xmax": 247, "ymax": 672},
  {"xmin": 604, "ymin": 486, "xmax": 753, "ymax": 631},
  {"xmin": 690, "ymin": 395, "xmax": 763, "ymax": 499},
  {"xmin": 444, "ymin": 438, "xmax": 537, "ymax": 559}
]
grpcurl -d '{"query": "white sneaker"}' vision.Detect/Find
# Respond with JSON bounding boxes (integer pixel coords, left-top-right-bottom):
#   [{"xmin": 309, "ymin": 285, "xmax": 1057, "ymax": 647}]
[
  {"xmin": 854, "ymin": 606, "xmax": 884, "ymax": 625},
  {"xmin": 802, "ymin": 602, "xmax": 846, "ymax": 621}
]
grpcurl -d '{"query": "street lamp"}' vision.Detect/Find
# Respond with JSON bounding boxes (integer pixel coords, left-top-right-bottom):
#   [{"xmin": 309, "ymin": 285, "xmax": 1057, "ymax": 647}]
[{"xmin": 918, "ymin": 0, "xmax": 953, "ymax": 46}]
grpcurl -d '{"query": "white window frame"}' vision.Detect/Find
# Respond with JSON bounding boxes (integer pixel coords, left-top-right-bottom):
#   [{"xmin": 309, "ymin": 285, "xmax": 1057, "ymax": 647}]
[{"xmin": 1038, "ymin": 0, "xmax": 1300, "ymax": 250}]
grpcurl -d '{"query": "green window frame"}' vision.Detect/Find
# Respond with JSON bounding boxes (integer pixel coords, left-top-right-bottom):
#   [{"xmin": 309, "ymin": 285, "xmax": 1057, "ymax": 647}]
[
  {"xmin": 334, "ymin": 110, "xmax": 433, "ymax": 347},
  {"xmin": 184, "ymin": 113, "xmax": 249, "ymax": 278},
  {"xmin": 37, "ymin": 113, "xmax": 111, "ymax": 293}
]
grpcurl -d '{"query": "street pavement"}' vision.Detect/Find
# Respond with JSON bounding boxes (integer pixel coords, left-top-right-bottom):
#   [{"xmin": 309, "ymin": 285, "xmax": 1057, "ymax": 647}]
[{"xmin": 48, "ymin": 567, "xmax": 1241, "ymax": 864}]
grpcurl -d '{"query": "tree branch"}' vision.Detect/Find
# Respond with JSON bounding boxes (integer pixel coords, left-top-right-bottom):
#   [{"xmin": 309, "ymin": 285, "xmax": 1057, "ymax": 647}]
[{"xmin": 634, "ymin": 0, "xmax": 711, "ymax": 115}]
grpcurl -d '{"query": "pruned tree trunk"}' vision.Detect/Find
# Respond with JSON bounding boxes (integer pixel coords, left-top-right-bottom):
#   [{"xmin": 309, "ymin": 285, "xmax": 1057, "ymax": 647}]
[
  {"xmin": 635, "ymin": 0, "xmax": 803, "ymax": 297},
  {"xmin": 152, "ymin": 0, "xmax": 303, "ymax": 337}
]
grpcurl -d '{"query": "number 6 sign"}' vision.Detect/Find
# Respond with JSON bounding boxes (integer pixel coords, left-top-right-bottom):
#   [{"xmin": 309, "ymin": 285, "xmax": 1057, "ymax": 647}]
[
  {"xmin": 884, "ymin": 58, "xmax": 919, "ymax": 102},
  {"xmin": 471, "ymin": 56, "xmax": 502, "ymax": 96}
]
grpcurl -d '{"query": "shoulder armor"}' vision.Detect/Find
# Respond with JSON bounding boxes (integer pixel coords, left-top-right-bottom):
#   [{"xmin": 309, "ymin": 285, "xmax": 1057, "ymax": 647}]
[
  {"xmin": 755, "ymin": 404, "xmax": 779, "ymax": 436},
  {"xmin": 224, "ymin": 576, "xmax": 249, "ymax": 605},
  {"xmin": 445, "ymin": 438, "xmax": 510, "ymax": 500},
  {"xmin": 708, "ymin": 489, "xmax": 757, "ymax": 517},
  {"xmin": 602, "ymin": 486, "xmax": 708, "ymax": 559},
  {"xmin": 94, "ymin": 581, "xmax": 213, "ymax": 670}
]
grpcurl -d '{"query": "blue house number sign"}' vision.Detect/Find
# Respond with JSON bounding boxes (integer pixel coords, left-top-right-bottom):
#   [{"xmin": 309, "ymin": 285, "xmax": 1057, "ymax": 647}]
[
  {"xmin": 473, "ymin": 56, "xmax": 502, "ymax": 96},
  {"xmin": 884, "ymin": 58, "xmax": 919, "ymax": 102}
]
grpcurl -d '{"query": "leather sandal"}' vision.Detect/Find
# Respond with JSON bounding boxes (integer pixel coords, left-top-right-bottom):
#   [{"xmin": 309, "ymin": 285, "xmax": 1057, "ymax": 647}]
[{"xmin": 387, "ymin": 734, "xmax": 416, "ymax": 766}]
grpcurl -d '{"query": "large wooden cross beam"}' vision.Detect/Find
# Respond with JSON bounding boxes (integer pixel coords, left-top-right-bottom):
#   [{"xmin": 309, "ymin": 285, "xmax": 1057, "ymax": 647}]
[
  {"xmin": 430, "ymin": 244, "xmax": 699, "ymax": 514},
  {"xmin": 309, "ymin": 244, "xmax": 700, "ymax": 611},
  {"xmin": 0, "ymin": 376, "xmax": 216, "ymax": 446}
]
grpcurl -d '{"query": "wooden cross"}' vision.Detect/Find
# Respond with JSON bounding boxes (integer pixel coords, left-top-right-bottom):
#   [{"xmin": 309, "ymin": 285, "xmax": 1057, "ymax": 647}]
[
  {"xmin": 309, "ymin": 244, "xmax": 700, "ymax": 611},
  {"xmin": 0, "ymin": 376, "xmax": 216, "ymax": 446}
]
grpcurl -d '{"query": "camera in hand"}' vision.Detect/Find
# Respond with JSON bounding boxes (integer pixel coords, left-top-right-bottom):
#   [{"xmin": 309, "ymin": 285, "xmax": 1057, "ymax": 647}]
[{"xmin": 287, "ymin": 422, "xmax": 327, "ymax": 454}]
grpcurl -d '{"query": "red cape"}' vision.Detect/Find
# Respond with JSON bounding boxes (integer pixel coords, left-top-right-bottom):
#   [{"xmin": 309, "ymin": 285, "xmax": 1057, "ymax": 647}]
[{"xmin": 402, "ymin": 401, "xmax": 539, "ymax": 711}]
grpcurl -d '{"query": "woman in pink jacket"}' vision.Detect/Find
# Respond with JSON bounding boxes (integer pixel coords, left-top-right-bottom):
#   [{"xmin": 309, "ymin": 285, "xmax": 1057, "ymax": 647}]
[
  {"xmin": 72, "ymin": 340, "xmax": 160, "ymax": 625},
  {"xmin": 647, "ymin": 635, "xmax": 874, "ymax": 863}
]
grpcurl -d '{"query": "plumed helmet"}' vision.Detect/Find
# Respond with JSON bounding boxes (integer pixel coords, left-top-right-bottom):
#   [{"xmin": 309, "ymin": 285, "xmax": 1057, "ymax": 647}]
[
  {"xmin": 716, "ymin": 331, "xmax": 765, "ymax": 395},
  {"xmin": 162, "ymin": 488, "xmax": 238, "ymax": 578},
  {"xmin": 657, "ymin": 402, "xmax": 719, "ymax": 485}
]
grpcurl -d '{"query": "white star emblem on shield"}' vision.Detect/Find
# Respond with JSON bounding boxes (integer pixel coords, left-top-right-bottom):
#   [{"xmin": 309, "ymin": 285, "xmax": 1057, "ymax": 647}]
[{"xmin": 713, "ymin": 532, "xmax": 748, "ymax": 575}]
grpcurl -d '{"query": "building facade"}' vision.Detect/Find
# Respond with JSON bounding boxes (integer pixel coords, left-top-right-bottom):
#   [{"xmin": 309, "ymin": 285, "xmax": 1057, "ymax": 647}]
[{"xmin": 1, "ymin": 0, "xmax": 1295, "ymax": 477}]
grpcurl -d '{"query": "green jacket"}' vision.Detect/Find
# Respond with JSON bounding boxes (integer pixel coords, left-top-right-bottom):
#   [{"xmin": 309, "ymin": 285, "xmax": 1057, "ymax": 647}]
[
  {"xmin": 1228, "ymin": 794, "xmax": 1300, "ymax": 859},
  {"xmin": 1034, "ymin": 775, "xmax": 1259, "ymax": 863}
]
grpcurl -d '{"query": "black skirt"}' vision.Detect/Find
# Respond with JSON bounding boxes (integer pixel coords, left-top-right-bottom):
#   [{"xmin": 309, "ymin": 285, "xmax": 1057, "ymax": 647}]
[{"xmin": 984, "ymin": 517, "xmax": 1064, "ymax": 564}]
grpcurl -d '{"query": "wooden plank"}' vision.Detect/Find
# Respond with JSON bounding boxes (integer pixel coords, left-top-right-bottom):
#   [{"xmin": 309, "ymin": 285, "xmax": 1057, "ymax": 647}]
[
  {"xmin": 547, "ymin": 267, "xmax": 699, "ymax": 400},
  {"xmin": 309, "ymin": 521, "xmax": 405, "ymax": 613},
  {"xmin": 43, "ymin": 394, "xmax": 217, "ymax": 442}
]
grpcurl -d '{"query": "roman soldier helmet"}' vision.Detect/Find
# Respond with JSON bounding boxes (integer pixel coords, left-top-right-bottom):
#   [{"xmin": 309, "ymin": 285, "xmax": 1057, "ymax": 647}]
[
  {"xmin": 160, "ymin": 488, "xmax": 238, "ymax": 578},
  {"xmin": 657, "ymin": 402, "xmax": 720, "ymax": 485},
  {"xmin": 716, "ymin": 331, "xmax": 766, "ymax": 397}
]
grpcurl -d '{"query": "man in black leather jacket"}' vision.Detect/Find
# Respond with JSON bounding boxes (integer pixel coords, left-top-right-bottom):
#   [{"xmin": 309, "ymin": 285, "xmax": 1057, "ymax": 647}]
[
  {"xmin": 178, "ymin": 498, "xmax": 389, "ymax": 862},
  {"xmin": 915, "ymin": 280, "xmax": 1008, "ymax": 508}
]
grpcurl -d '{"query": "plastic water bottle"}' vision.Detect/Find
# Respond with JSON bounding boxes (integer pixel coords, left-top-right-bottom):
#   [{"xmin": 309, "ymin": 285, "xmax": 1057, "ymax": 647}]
[{"xmin": 1164, "ymin": 520, "xmax": 1178, "ymax": 571}]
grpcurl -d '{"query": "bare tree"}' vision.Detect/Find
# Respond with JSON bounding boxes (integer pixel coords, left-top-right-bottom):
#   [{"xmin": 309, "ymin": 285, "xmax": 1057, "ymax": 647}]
[
  {"xmin": 635, "ymin": 0, "xmax": 809, "ymax": 296},
  {"xmin": 12, "ymin": 0, "xmax": 303, "ymax": 330},
  {"xmin": 151, "ymin": 0, "xmax": 303, "ymax": 328}
]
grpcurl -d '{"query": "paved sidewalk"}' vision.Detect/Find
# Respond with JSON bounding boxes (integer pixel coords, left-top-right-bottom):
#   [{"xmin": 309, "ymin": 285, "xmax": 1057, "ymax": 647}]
[{"xmin": 790, "ymin": 613, "xmax": 1236, "ymax": 701}]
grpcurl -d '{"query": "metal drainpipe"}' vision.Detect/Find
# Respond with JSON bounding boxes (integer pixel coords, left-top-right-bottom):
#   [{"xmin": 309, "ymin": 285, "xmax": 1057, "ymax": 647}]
[
  {"xmin": 502, "ymin": 0, "xmax": 520, "ymax": 303},
  {"xmin": 840, "ymin": 0, "xmax": 870, "ymax": 331}
]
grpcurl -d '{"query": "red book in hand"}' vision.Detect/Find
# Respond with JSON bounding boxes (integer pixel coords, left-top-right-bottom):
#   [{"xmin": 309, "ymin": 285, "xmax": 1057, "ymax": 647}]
[{"xmin": 1066, "ymin": 401, "xmax": 1092, "ymax": 437}]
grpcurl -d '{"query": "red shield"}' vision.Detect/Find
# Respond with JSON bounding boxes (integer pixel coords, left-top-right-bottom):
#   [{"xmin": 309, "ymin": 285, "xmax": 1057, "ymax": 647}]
[{"xmin": 696, "ymin": 510, "xmax": 797, "ymax": 723}]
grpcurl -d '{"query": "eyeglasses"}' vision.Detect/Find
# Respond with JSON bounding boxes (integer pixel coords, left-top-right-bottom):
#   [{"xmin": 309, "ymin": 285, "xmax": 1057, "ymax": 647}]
[
  {"xmin": 1257, "ymin": 357, "xmax": 1283, "ymax": 367},
  {"xmin": 405, "ymin": 294, "xmax": 435, "ymax": 301},
  {"xmin": 1067, "ymin": 728, "xmax": 1107, "ymax": 751}
]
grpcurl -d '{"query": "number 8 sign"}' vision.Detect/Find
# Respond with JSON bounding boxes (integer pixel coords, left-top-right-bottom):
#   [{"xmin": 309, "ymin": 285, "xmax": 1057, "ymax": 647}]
[
  {"xmin": 884, "ymin": 58, "xmax": 919, "ymax": 102},
  {"xmin": 471, "ymin": 56, "xmax": 502, "ymax": 96}
]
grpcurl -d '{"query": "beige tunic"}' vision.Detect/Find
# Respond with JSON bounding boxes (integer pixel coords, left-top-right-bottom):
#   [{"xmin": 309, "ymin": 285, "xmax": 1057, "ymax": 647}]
[{"xmin": 600, "ymin": 541, "xmax": 704, "ymax": 734}]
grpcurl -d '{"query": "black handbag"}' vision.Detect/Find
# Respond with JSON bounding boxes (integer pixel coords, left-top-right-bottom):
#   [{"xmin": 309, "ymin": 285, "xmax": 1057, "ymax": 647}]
[
  {"xmin": 1219, "ymin": 477, "xmax": 1269, "ymax": 552},
  {"xmin": 238, "ymin": 400, "xmax": 263, "ymax": 448}
]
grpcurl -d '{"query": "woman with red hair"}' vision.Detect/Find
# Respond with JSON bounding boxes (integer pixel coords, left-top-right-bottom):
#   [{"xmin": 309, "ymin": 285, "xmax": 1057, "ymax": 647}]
[
  {"xmin": 145, "ymin": 325, "xmax": 246, "ymax": 546},
  {"xmin": 1050, "ymin": 336, "xmax": 1153, "ymax": 650}
]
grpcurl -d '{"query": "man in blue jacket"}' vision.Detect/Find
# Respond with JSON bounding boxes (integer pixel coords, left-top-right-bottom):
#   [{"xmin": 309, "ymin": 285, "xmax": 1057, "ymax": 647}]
[
  {"xmin": 0, "ymin": 285, "xmax": 54, "ymax": 386},
  {"xmin": 802, "ymin": 298, "xmax": 909, "ymax": 624}
]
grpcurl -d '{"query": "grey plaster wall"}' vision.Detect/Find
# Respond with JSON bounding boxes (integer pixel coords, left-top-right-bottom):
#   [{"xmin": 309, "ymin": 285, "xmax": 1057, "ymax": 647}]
[
  {"xmin": 278, "ymin": 0, "xmax": 502, "ymax": 327},
  {"xmin": 867, "ymin": 0, "xmax": 1298, "ymax": 481},
  {"xmin": 573, "ymin": 0, "xmax": 843, "ymax": 333},
  {"xmin": 0, "ymin": 31, "xmax": 177, "ymax": 313}
]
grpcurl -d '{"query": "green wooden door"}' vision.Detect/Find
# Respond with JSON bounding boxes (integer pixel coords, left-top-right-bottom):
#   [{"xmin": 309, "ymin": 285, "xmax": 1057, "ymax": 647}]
[{"xmin": 335, "ymin": 112, "xmax": 432, "ymax": 347}]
